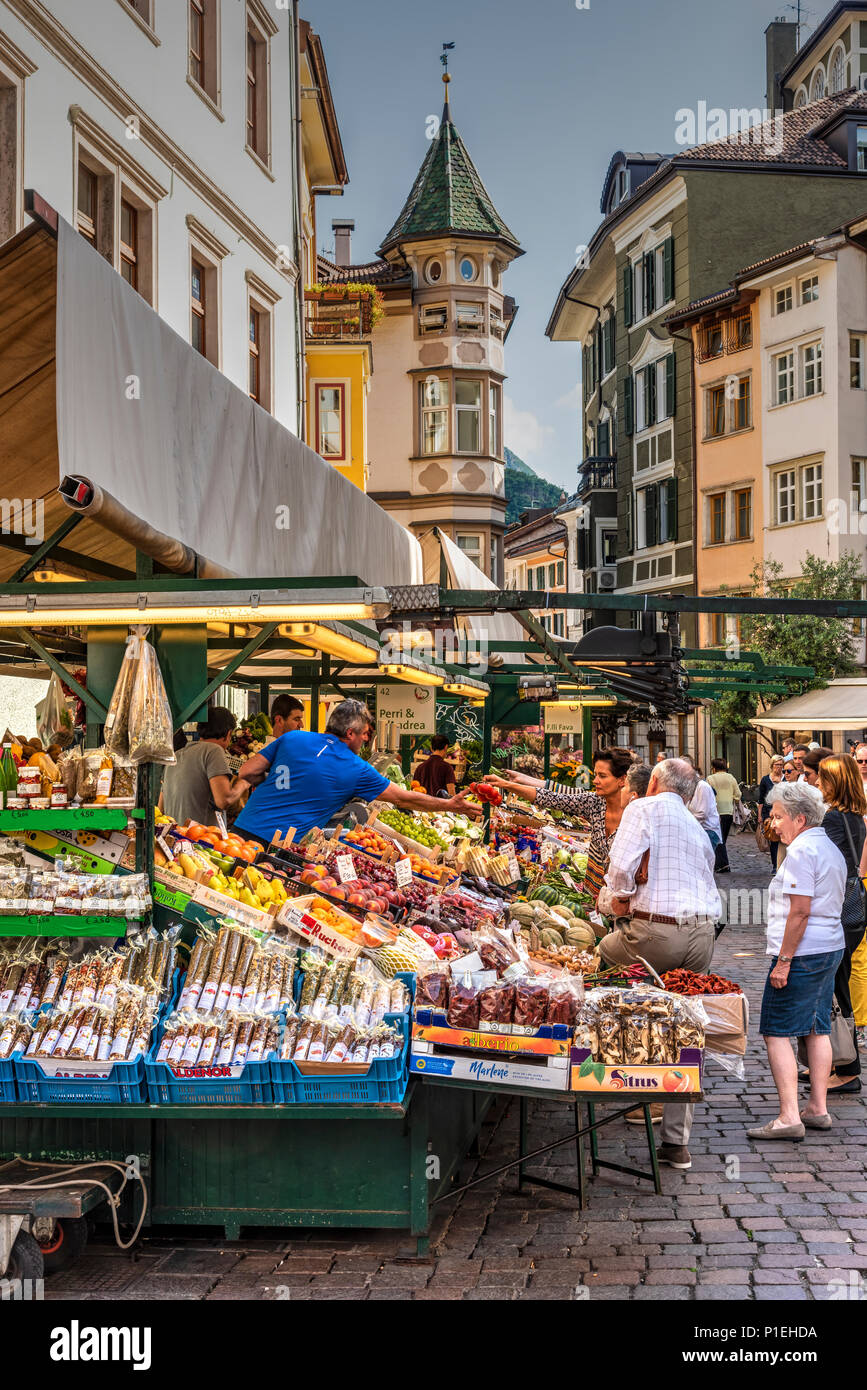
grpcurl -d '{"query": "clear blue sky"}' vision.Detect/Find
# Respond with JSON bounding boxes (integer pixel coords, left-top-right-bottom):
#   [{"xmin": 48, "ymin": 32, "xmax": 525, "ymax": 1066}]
[{"xmin": 303, "ymin": 0, "xmax": 818, "ymax": 489}]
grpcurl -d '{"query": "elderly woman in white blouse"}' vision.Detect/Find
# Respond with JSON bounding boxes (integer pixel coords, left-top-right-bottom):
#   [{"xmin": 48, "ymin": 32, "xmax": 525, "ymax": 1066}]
[{"xmin": 747, "ymin": 782, "xmax": 845, "ymax": 1142}]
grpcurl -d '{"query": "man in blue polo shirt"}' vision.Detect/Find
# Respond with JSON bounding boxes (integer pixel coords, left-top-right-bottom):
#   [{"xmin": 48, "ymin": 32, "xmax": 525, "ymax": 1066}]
[{"xmin": 234, "ymin": 698, "xmax": 477, "ymax": 844}]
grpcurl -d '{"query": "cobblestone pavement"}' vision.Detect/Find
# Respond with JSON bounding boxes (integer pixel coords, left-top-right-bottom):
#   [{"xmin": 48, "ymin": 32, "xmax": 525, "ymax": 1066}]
[{"xmin": 44, "ymin": 836, "xmax": 867, "ymax": 1302}]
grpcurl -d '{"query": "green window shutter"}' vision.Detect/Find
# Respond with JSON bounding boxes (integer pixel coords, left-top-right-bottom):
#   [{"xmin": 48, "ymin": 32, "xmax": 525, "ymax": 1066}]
[
  {"xmin": 625, "ymin": 372, "xmax": 634, "ymax": 435},
  {"xmin": 606, "ymin": 316, "xmax": 616, "ymax": 373},
  {"xmin": 625, "ymin": 496, "xmax": 633, "ymax": 553},
  {"xmin": 663, "ymin": 237, "xmax": 675, "ymax": 303},
  {"xmin": 665, "ymin": 352, "xmax": 676, "ymax": 417},
  {"xmin": 646, "ymin": 364, "xmax": 657, "ymax": 426},
  {"xmin": 643, "ymin": 252, "xmax": 655, "ymax": 316},
  {"xmin": 665, "ymin": 476, "xmax": 678, "ymax": 542},
  {"xmin": 646, "ymin": 485, "xmax": 659, "ymax": 548},
  {"xmin": 623, "ymin": 265, "xmax": 633, "ymax": 327},
  {"xmin": 582, "ymin": 346, "xmax": 588, "ymax": 404}
]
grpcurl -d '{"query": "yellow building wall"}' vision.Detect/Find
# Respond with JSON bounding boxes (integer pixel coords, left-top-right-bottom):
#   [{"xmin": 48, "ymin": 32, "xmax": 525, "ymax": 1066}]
[
  {"xmin": 693, "ymin": 314, "xmax": 763, "ymax": 647},
  {"xmin": 306, "ymin": 347, "xmax": 370, "ymax": 494}
]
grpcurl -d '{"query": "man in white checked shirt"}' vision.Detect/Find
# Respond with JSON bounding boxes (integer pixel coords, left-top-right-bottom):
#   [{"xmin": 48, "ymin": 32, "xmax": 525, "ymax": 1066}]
[{"xmin": 596, "ymin": 758, "xmax": 722, "ymax": 1170}]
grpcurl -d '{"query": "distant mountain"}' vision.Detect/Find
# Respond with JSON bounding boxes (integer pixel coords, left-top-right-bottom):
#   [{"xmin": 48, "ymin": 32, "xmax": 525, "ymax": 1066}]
[
  {"xmin": 503, "ymin": 447, "xmax": 536, "ymax": 477},
  {"xmin": 504, "ymin": 466, "xmax": 564, "ymax": 525}
]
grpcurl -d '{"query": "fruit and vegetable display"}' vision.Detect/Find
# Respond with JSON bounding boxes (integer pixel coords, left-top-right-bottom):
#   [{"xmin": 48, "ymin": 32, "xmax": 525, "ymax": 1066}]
[
  {"xmin": 374, "ymin": 807, "xmax": 451, "ymax": 851},
  {"xmin": 156, "ymin": 818, "xmax": 290, "ymax": 913},
  {"xmin": 469, "ymin": 781, "xmax": 502, "ymax": 806}
]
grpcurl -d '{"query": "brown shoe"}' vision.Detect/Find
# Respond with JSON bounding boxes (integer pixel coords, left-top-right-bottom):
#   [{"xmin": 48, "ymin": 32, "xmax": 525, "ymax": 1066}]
[
  {"xmin": 657, "ymin": 1144, "xmax": 691, "ymax": 1170},
  {"xmin": 625, "ymin": 1104, "xmax": 663, "ymax": 1124}
]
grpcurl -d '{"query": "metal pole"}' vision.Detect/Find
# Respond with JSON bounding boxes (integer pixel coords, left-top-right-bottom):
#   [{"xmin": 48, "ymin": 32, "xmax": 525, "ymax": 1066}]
[
  {"xmin": 543, "ymin": 734, "xmax": 551, "ymax": 779},
  {"xmin": 582, "ymin": 705, "xmax": 593, "ymax": 764},
  {"xmin": 482, "ymin": 697, "xmax": 493, "ymax": 844}
]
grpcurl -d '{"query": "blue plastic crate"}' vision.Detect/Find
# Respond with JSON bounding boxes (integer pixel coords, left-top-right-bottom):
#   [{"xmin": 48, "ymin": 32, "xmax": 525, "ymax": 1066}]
[
  {"xmin": 270, "ymin": 1015, "xmax": 409, "ymax": 1104},
  {"xmin": 0, "ymin": 1056, "xmax": 17, "ymax": 1102},
  {"xmin": 144, "ymin": 1049, "xmax": 274, "ymax": 1104},
  {"xmin": 14, "ymin": 1051, "xmax": 147, "ymax": 1104}
]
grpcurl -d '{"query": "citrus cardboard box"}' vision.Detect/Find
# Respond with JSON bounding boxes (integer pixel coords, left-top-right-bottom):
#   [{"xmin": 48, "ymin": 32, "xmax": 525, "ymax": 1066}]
[
  {"xmin": 570, "ymin": 1046, "xmax": 703, "ymax": 1097},
  {"xmin": 278, "ymin": 893, "xmax": 362, "ymax": 959}
]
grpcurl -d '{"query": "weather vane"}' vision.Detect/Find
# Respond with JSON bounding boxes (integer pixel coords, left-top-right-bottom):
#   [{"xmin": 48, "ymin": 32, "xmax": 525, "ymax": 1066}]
[{"xmin": 441, "ymin": 41, "xmax": 455, "ymax": 74}]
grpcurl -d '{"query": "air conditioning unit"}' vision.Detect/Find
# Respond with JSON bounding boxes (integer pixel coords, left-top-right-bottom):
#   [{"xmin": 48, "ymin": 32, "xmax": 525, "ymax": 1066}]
[{"xmin": 598, "ymin": 567, "xmax": 617, "ymax": 591}]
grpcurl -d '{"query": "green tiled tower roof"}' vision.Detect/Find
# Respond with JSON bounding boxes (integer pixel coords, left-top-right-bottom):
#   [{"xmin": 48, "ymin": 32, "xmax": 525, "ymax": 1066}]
[{"xmin": 380, "ymin": 87, "xmax": 522, "ymax": 255}]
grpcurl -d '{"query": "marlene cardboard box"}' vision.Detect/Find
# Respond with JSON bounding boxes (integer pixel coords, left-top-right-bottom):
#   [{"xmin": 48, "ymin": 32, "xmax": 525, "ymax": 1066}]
[{"xmin": 410, "ymin": 1016, "xmax": 572, "ymax": 1091}]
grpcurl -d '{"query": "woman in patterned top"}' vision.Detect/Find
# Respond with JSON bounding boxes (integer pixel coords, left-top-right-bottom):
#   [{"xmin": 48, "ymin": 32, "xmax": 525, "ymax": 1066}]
[{"xmin": 484, "ymin": 748, "xmax": 633, "ymax": 899}]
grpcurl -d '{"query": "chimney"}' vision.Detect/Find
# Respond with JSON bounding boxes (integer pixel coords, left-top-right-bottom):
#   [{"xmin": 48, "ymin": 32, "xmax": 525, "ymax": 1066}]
[
  {"xmin": 332, "ymin": 218, "xmax": 355, "ymax": 268},
  {"xmin": 765, "ymin": 18, "xmax": 798, "ymax": 113}
]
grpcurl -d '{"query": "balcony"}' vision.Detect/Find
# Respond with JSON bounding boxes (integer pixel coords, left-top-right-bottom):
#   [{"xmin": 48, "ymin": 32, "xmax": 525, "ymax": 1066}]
[
  {"xmin": 577, "ymin": 455, "xmax": 616, "ymax": 498},
  {"xmin": 305, "ymin": 292, "xmax": 374, "ymax": 343}
]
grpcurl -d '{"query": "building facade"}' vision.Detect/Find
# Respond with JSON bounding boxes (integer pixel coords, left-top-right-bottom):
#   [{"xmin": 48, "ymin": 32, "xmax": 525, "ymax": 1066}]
[
  {"xmin": 783, "ymin": 2, "xmax": 867, "ymax": 109},
  {"xmin": 503, "ymin": 505, "xmax": 569, "ymax": 636},
  {"xmin": 315, "ymin": 78, "xmax": 522, "ymax": 584},
  {"xmin": 548, "ymin": 88, "xmax": 867, "ymax": 645},
  {"xmin": 0, "ymin": 0, "xmax": 309, "ymax": 431}
]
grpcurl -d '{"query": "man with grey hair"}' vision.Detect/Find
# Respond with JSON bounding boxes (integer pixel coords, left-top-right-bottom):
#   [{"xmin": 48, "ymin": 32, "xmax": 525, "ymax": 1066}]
[
  {"xmin": 235, "ymin": 698, "xmax": 478, "ymax": 845},
  {"xmin": 596, "ymin": 758, "xmax": 722, "ymax": 1170}
]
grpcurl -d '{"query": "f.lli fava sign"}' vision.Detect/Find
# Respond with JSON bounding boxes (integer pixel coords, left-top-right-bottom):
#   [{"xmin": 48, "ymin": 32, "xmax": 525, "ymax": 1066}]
[
  {"xmin": 376, "ymin": 684, "xmax": 436, "ymax": 735},
  {"xmin": 542, "ymin": 704, "xmax": 583, "ymax": 736}
]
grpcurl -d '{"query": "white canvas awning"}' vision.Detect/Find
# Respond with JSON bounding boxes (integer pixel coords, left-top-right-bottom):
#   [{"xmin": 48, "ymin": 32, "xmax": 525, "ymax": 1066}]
[
  {"xmin": 750, "ymin": 680, "xmax": 867, "ymax": 732},
  {"xmin": 430, "ymin": 530, "xmax": 528, "ymax": 664}
]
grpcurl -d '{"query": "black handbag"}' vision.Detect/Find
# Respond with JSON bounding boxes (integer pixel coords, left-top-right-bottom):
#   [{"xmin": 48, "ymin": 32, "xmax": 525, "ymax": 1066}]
[{"xmin": 840, "ymin": 815, "xmax": 867, "ymax": 931}]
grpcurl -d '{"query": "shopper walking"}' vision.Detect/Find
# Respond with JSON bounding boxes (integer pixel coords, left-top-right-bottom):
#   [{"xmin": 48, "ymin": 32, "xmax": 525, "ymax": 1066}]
[
  {"xmin": 706, "ymin": 757, "xmax": 742, "ymax": 863},
  {"xmin": 817, "ymin": 755, "xmax": 867, "ymax": 1093},
  {"xmin": 596, "ymin": 758, "xmax": 721, "ymax": 1170},
  {"xmin": 758, "ymin": 756, "xmax": 785, "ymax": 870},
  {"xmin": 684, "ymin": 755, "xmax": 725, "ymax": 868},
  {"xmin": 747, "ymin": 782, "xmax": 845, "ymax": 1141}
]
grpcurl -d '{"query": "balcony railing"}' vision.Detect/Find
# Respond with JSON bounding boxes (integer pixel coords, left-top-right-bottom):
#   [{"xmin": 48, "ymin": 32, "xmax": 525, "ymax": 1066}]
[
  {"xmin": 305, "ymin": 294, "xmax": 372, "ymax": 342},
  {"xmin": 577, "ymin": 455, "xmax": 616, "ymax": 497}
]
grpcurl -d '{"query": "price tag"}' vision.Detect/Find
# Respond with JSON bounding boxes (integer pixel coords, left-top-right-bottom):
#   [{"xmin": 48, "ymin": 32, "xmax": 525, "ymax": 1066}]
[
  {"xmin": 562, "ymin": 871, "xmax": 578, "ymax": 891},
  {"xmin": 507, "ymin": 858, "xmax": 522, "ymax": 883},
  {"xmin": 540, "ymin": 840, "xmax": 555, "ymax": 864},
  {"xmin": 336, "ymin": 854, "xmax": 358, "ymax": 884},
  {"xmin": 215, "ymin": 811, "xmax": 228, "ymax": 839},
  {"xmin": 395, "ymin": 857, "xmax": 413, "ymax": 888}
]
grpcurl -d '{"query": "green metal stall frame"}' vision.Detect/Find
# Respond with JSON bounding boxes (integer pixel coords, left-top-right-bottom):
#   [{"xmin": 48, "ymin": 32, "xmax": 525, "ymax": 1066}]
[{"xmin": 0, "ymin": 566, "xmax": 822, "ymax": 1244}]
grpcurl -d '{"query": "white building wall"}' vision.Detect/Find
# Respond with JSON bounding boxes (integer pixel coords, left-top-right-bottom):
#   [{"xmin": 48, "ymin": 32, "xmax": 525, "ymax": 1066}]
[
  {"xmin": 759, "ymin": 256, "xmax": 839, "ymax": 579},
  {"xmin": 0, "ymin": 0, "xmax": 300, "ymax": 428}
]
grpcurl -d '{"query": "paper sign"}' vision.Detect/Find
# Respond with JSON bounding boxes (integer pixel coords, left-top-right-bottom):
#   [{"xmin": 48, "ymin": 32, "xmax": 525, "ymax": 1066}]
[
  {"xmin": 215, "ymin": 812, "xmax": 228, "ymax": 839},
  {"xmin": 507, "ymin": 858, "xmax": 522, "ymax": 883},
  {"xmin": 395, "ymin": 857, "xmax": 413, "ymax": 887},
  {"xmin": 336, "ymin": 854, "xmax": 358, "ymax": 884},
  {"xmin": 540, "ymin": 841, "xmax": 555, "ymax": 863},
  {"xmin": 376, "ymin": 684, "xmax": 437, "ymax": 735},
  {"xmin": 562, "ymin": 871, "xmax": 578, "ymax": 891},
  {"xmin": 542, "ymin": 704, "xmax": 583, "ymax": 735}
]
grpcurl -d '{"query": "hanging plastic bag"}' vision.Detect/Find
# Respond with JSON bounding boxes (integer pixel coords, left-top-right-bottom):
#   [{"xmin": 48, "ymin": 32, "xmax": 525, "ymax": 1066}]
[
  {"xmin": 37, "ymin": 671, "xmax": 73, "ymax": 748},
  {"xmin": 103, "ymin": 630, "xmax": 144, "ymax": 758},
  {"xmin": 127, "ymin": 633, "xmax": 176, "ymax": 766}
]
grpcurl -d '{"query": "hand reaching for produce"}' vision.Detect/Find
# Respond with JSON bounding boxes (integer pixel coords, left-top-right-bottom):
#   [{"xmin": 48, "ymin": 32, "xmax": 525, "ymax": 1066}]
[{"xmin": 447, "ymin": 793, "xmax": 483, "ymax": 819}]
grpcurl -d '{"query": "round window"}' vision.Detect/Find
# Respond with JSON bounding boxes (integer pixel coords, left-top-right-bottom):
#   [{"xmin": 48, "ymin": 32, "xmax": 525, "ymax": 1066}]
[
  {"xmin": 459, "ymin": 257, "xmax": 477, "ymax": 282},
  {"xmin": 425, "ymin": 259, "xmax": 443, "ymax": 284}
]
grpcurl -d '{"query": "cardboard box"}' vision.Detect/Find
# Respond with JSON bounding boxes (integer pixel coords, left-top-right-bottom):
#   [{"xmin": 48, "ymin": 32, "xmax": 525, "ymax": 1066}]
[
  {"xmin": 410, "ymin": 1016, "xmax": 572, "ymax": 1091},
  {"xmin": 570, "ymin": 1046, "xmax": 703, "ymax": 1097},
  {"xmin": 411, "ymin": 1043, "xmax": 570, "ymax": 1091},
  {"xmin": 278, "ymin": 893, "xmax": 362, "ymax": 959},
  {"xmin": 694, "ymin": 991, "xmax": 749, "ymax": 1056}
]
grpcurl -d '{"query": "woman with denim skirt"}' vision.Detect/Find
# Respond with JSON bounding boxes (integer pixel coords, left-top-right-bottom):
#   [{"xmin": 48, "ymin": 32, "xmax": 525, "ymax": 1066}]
[{"xmin": 747, "ymin": 781, "xmax": 845, "ymax": 1142}]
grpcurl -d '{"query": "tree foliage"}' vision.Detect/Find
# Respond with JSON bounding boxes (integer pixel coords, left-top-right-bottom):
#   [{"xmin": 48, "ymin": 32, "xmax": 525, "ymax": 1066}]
[{"xmin": 708, "ymin": 554, "xmax": 865, "ymax": 736}]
